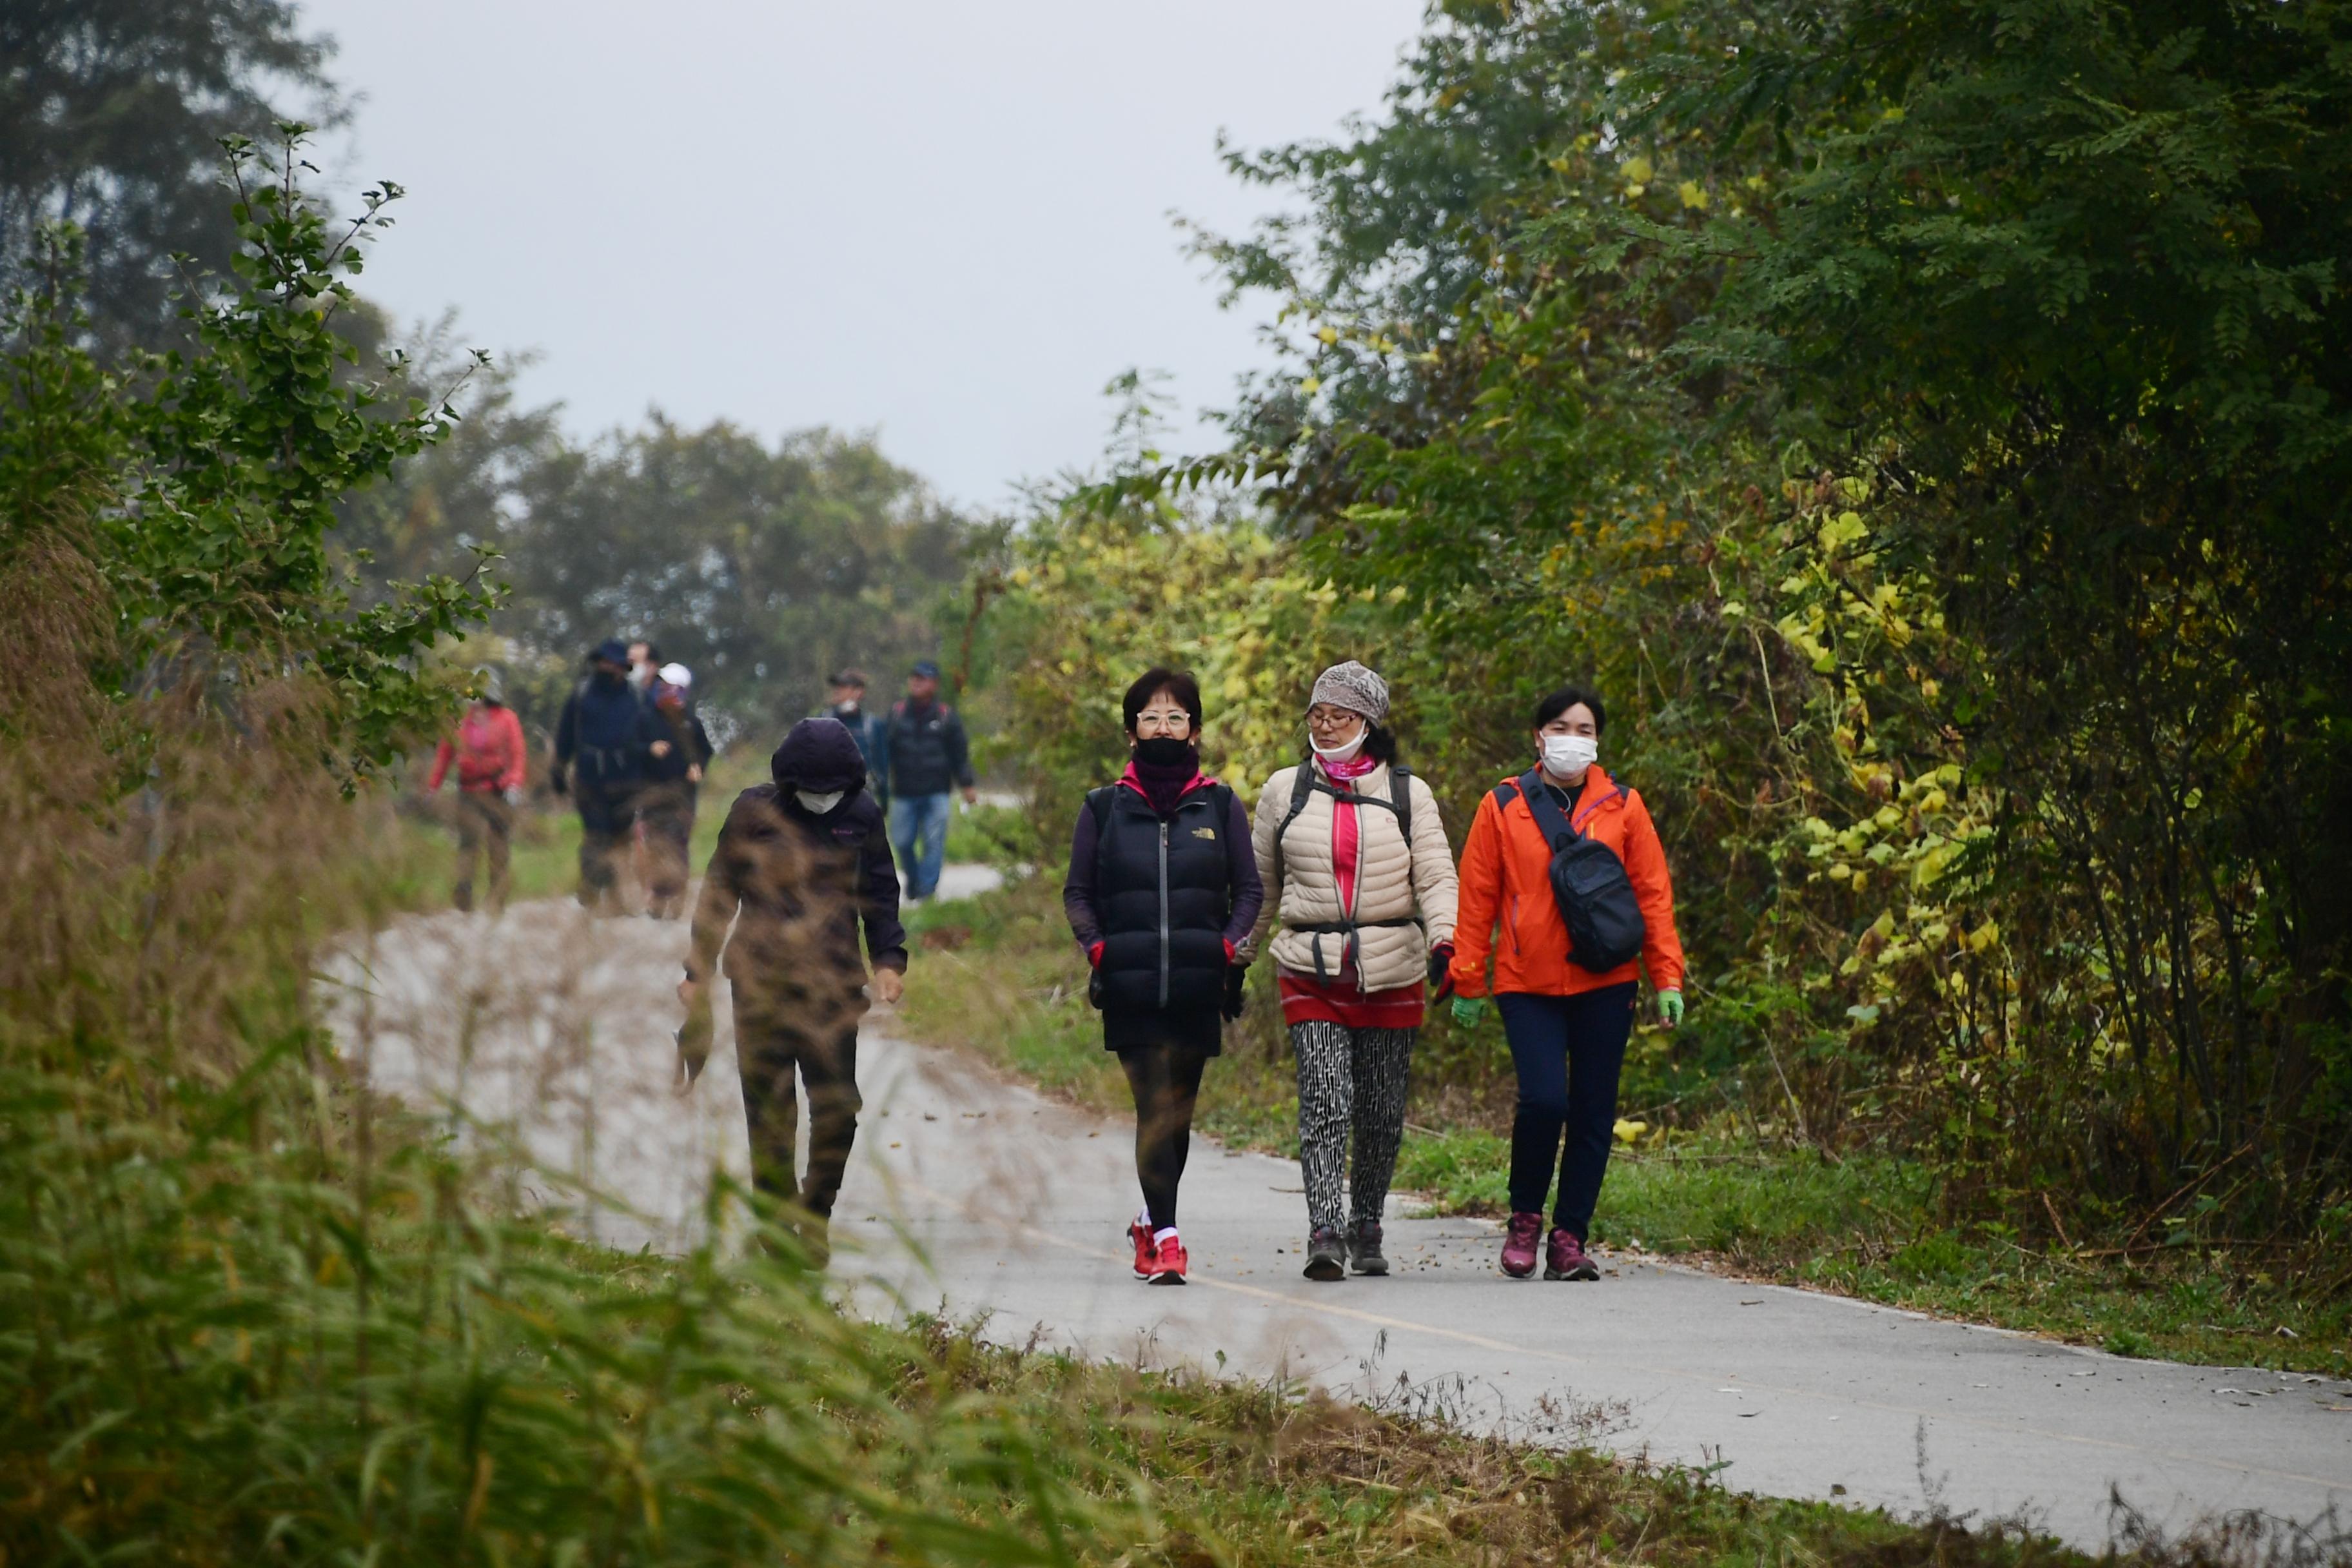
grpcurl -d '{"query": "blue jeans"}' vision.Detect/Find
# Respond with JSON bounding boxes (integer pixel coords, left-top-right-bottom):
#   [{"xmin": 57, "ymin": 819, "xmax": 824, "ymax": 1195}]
[
  {"xmin": 888, "ymin": 792, "xmax": 953, "ymax": 899},
  {"xmin": 1497, "ymin": 985, "xmax": 1638, "ymax": 1237}
]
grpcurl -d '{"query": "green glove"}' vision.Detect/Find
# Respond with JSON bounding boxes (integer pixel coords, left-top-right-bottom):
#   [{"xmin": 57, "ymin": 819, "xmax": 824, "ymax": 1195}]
[
  {"xmin": 1658, "ymin": 988, "xmax": 1685, "ymax": 1028},
  {"xmin": 1449, "ymin": 995, "xmax": 1487, "ymax": 1028}
]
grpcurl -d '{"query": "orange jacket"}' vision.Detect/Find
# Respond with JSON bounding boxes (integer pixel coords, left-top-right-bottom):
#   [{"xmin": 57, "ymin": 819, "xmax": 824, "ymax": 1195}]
[{"xmin": 1447, "ymin": 764, "xmax": 1685, "ymax": 999}]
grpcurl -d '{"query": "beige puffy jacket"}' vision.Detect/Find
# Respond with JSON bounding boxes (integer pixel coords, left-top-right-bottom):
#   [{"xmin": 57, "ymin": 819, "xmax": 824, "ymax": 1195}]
[{"xmin": 1248, "ymin": 761, "xmax": 1459, "ymax": 992}]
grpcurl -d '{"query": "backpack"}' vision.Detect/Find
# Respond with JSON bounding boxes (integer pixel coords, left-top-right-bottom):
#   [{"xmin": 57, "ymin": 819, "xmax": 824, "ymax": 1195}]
[
  {"xmin": 1494, "ymin": 770, "xmax": 1645, "ymax": 973},
  {"xmin": 1271, "ymin": 761, "xmax": 1424, "ymax": 984}
]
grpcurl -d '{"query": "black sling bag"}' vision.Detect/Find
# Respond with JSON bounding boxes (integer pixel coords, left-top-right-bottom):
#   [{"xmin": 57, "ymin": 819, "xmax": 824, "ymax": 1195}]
[{"xmin": 1494, "ymin": 770, "xmax": 1645, "ymax": 973}]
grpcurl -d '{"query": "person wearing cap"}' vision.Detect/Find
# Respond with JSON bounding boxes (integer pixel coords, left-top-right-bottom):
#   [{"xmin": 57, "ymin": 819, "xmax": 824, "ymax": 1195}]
[
  {"xmin": 680, "ymin": 717, "xmax": 907, "ymax": 1261},
  {"xmin": 1248, "ymin": 661, "xmax": 1457, "ymax": 1282},
  {"xmin": 553, "ymin": 638, "xmax": 662, "ymax": 912},
  {"xmin": 816, "ymin": 668, "xmax": 890, "ymax": 810},
  {"xmin": 638, "ymin": 661, "xmax": 715, "ymax": 920},
  {"xmin": 881, "ymin": 658, "xmax": 975, "ymax": 903},
  {"xmin": 426, "ymin": 668, "xmax": 528, "ymax": 914}
]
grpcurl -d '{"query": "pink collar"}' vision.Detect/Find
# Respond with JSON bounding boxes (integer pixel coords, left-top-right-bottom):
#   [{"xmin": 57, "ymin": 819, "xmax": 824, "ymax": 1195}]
[{"xmin": 1320, "ymin": 752, "xmax": 1382, "ymax": 783}]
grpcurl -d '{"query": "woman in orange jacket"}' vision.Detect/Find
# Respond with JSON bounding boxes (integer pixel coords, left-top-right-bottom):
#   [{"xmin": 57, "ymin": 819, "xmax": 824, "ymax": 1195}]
[{"xmin": 1446, "ymin": 685, "xmax": 1685, "ymax": 1282}]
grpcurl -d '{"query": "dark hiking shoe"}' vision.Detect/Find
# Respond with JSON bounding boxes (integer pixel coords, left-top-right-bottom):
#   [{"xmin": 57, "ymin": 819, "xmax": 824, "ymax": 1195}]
[
  {"xmin": 799, "ymin": 1214, "xmax": 832, "ymax": 1270},
  {"xmin": 1348, "ymin": 1220, "xmax": 1389, "ymax": 1275},
  {"xmin": 1544, "ymin": 1228, "xmax": 1600, "ymax": 1281},
  {"xmin": 1500, "ymin": 1211, "xmax": 1543, "ymax": 1278},
  {"xmin": 1302, "ymin": 1226, "xmax": 1347, "ymax": 1282}
]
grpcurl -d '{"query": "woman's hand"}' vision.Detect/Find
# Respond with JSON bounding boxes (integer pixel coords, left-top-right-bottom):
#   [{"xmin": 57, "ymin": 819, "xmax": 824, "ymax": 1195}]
[
  {"xmin": 1657, "ymin": 988, "xmax": 1684, "ymax": 1028},
  {"xmin": 872, "ymin": 967, "xmax": 905, "ymax": 1006},
  {"xmin": 1427, "ymin": 941, "xmax": 1456, "ymax": 999},
  {"xmin": 1449, "ymin": 995, "xmax": 1487, "ymax": 1028}
]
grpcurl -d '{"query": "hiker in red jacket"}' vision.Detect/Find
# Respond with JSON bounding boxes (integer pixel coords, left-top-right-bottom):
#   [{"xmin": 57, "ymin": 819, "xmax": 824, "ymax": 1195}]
[{"xmin": 428, "ymin": 670, "xmax": 529, "ymax": 914}]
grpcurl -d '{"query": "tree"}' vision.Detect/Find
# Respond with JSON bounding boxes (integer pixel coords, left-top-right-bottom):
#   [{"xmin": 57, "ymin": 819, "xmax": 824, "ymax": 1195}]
[
  {"xmin": 3, "ymin": 127, "xmax": 496, "ymax": 778},
  {"xmin": 0, "ymin": 0, "xmax": 340, "ymax": 343},
  {"xmin": 492, "ymin": 419, "xmax": 970, "ymax": 732}
]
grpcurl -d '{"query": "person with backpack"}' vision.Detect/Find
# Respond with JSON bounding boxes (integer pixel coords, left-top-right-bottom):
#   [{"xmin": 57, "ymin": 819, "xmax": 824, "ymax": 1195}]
[
  {"xmin": 553, "ymin": 638, "xmax": 662, "ymax": 912},
  {"xmin": 817, "ymin": 668, "xmax": 890, "ymax": 809},
  {"xmin": 426, "ymin": 668, "xmax": 528, "ymax": 914},
  {"xmin": 882, "ymin": 659, "xmax": 976, "ymax": 903},
  {"xmin": 1447, "ymin": 685, "xmax": 1685, "ymax": 1282},
  {"xmin": 1249, "ymin": 662, "xmax": 1458, "ymax": 1282},
  {"xmin": 680, "ymin": 716, "xmax": 905, "ymax": 1264},
  {"xmin": 1061, "ymin": 668, "xmax": 1262, "ymax": 1286},
  {"xmin": 638, "ymin": 662, "xmax": 714, "ymax": 920}
]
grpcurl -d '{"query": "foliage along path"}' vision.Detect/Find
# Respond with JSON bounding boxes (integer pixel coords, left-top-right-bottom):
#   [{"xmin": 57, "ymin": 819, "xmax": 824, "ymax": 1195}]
[{"xmin": 328, "ymin": 879, "xmax": 2350, "ymax": 1551}]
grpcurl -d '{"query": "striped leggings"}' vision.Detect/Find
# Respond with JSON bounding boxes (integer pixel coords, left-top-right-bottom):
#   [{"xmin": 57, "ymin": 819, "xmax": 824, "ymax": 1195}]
[{"xmin": 1291, "ymin": 1021, "xmax": 1415, "ymax": 1235}]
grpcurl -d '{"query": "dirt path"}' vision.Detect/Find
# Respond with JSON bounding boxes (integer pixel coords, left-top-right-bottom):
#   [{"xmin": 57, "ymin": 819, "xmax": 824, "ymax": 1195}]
[{"xmin": 328, "ymin": 887, "xmax": 2351, "ymax": 1550}]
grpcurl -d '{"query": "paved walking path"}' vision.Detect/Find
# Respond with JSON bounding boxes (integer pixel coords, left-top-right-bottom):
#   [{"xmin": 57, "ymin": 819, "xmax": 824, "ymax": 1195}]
[{"xmin": 326, "ymin": 883, "xmax": 2351, "ymax": 1551}]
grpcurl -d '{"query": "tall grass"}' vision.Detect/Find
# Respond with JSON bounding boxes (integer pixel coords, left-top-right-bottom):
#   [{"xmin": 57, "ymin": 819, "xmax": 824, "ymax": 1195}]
[{"xmin": 0, "ymin": 517, "xmax": 1152, "ymax": 1560}]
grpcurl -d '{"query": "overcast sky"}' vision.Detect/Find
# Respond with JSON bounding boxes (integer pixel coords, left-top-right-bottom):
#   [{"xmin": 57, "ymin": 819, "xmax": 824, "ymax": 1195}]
[{"xmin": 297, "ymin": 1, "xmax": 1427, "ymax": 509}]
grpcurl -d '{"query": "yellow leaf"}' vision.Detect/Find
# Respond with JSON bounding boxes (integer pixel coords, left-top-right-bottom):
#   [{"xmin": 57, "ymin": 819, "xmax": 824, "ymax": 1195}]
[
  {"xmin": 1677, "ymin": 180, "xmax": 1709, "ymax": 210},
  {"xmin": 1613, "ymin": 1117, "xmax": 1649, "ymax": 1144},
  {"xmin": 1623, "ymin": 155, "xmax": 1654, "ymax": 184}
]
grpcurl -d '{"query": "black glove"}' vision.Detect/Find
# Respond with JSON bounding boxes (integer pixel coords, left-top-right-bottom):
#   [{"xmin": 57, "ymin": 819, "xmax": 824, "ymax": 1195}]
[
  {"xmin": 1429, "ymin": 941, "xmax": 1457, "ymax": 1001},
  {"xmin": 1221, "ymin": 963, "xmax": 1248, "ymax": 1021},
  {"xmin": 549, "ymin": 762, "xmax": 569, "ymax": 798}
]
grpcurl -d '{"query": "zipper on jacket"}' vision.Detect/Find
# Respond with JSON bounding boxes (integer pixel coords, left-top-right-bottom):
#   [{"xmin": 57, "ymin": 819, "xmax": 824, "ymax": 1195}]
[{"xmin": 1157, "ymin": 819, "xmax": 1171, "ymax": 1008}]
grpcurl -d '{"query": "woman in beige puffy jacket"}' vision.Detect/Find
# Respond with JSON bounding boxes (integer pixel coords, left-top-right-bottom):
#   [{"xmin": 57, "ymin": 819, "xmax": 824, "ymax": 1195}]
[{"xmin": 1249, "ymin": 662, "xmax": 1458, "ymax": 1282}]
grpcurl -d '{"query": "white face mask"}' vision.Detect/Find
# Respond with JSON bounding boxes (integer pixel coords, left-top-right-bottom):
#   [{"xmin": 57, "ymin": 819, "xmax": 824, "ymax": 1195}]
[
  {"xmin": 1309, "ymin": 727, "xmax": 1367, "ymax": 764},
  {"xmin": 1542, "ymin": 733, "xmax": 1599, "ymax": 778},
  {"xmin": 794, "ymin": 789, "xmax": 845, "ymax": 815}
]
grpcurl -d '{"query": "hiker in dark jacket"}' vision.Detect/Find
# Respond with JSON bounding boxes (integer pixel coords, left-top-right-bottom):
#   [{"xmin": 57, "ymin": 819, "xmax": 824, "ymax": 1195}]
[
  {"xmin": 638, "ymin": 661, "xmax": 716, "ymax": 920},
  {"xmin": 553, "ymin": 638, "xmax": 662, "ymax": 912},
  {"xmin": 1061, "ymin": 667, "xmax": 1262, "ymax": 1286},
  {"xmin": 883, "ymin": 659, "xmax": 976, "ymax": 902},
  {"xmin": 681, "ymin": 716, "xmax": 906, "ymax": 1259},
  {"xmin": 817, "ymin": 668, "xmax": 890, "ymax": 809}
]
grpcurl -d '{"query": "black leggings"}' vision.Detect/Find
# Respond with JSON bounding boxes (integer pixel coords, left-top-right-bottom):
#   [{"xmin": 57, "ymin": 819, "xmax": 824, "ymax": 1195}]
[{"xmin": 1118, "ymin": 1043, "xmax": 1210, "ymax": 1231}]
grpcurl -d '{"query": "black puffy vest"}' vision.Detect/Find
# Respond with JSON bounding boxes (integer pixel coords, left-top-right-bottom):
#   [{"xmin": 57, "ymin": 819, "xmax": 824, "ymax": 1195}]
[{"xmin": 1087, "ymin": 782, "xmax": 1237, "ymax": 1013}]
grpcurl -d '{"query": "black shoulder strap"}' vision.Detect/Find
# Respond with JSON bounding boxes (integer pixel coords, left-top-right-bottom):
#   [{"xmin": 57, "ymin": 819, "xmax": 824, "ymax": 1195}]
[
  {"xmin": 1390, "ymin": 765, "xmax": 1413, "ymax": 844},
  {"xmin": 1273, "ymin": 763, "xmax": 1318, "ymax": 887},
  {"xmin": 1516, "ymin": 769, "xmax": 1580, "ymax": 852}
]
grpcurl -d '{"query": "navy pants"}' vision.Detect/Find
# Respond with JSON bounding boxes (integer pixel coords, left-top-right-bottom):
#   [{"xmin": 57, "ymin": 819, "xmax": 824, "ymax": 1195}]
[{"xmin": 1497, "ymin": 984, "xmax": 1638, "ymax": 1237}]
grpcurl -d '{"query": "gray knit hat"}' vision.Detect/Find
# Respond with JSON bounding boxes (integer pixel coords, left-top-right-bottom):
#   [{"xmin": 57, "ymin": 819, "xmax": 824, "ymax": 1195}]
[{"xmin": 1309, "ymin": 660, "xmax": 1389, "ymax": 723}]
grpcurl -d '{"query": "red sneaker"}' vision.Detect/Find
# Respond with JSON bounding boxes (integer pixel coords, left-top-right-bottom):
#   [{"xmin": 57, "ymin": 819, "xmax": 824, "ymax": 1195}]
[
  {"xmin": 1149, "ymin": 1233, "xmax": 1188, "ymax": 1285},
  {"xmin": 1128, "ymin": 1220, "xmax": 1157, "ymax": 1280},
  {"xmin": 1500, "ymin": 1211, "xmax": 1542, "ymax": 1278},
  {"xmin": 1544, "ymin": 1228, "xmax": 1600, "ymax": 1281}
]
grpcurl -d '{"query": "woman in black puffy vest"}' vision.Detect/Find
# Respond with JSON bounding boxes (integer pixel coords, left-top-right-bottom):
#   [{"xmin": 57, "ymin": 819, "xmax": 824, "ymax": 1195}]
[{"xmin": 1063, "ymin": 667, "xmax": 1262, "ymax": 1284}]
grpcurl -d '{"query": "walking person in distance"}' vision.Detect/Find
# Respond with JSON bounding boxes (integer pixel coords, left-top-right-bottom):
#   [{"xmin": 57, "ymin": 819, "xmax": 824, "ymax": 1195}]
[
  {"xmin": 883, "ymin": 659, "xmax": 975, "ymax": 903},
  {"xmin": 818, "ymin": 668, "xmax": 890, "ymax": 810},
  {"xmin": 426, "ymin": 667, "xmax": 527, "ymax": 914},
  {"xmin": 553, "ymin": 638, "xmax": 662, "ymax": 912},
  {"xmin": 1063, "ymin": 668, "xmax": 1262, "ymax": 1285},
  {"xmin": 1250, "ymin": 662, "xmax": 1457, "ymax": 1281},
  {"xmin": 1448, "ymin": 685, "xmax": 1685, "ymax": 1280},
  {"xmin": 680, "ymin": 716, "xmax": 906, "ymax": 1263},
  {"xmin": 638, "ymin": 662, "xmax": 714, "ymax": 920}
]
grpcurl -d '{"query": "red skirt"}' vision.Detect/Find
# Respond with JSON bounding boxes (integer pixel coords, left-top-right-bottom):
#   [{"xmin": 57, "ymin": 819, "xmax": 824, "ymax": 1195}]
[{"xmin": 1278, "ymin": 966, "xmax": 1426, "ymax": 1031}]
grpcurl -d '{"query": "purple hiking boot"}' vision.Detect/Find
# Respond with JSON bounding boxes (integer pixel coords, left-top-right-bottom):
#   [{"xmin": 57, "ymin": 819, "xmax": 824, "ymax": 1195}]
[
  {"xmin": 1544, "ymin": 1228, "xmax": 1600, "ymax": 1281},
  {"xmin": 1500, "ymin": 1211, "xmax": 1543, "ymax": 1278}
]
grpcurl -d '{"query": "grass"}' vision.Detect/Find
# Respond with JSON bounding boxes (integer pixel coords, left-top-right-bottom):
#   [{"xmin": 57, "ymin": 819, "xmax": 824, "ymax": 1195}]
[{"xmin": 899, "ymin": 877, "xmax": 2348, "ymax": 1375}]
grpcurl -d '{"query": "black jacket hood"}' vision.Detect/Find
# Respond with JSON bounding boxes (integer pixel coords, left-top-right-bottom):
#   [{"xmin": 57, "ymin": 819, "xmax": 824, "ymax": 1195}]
[{"xmin": 771, "ymin": 716, "xmax": 870, "ymax": 793}]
